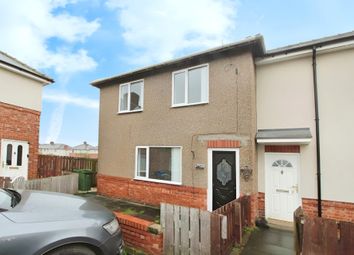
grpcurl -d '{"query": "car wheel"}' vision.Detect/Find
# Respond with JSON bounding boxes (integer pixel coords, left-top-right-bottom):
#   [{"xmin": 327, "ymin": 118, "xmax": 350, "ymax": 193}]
[{"xmin": 46, "ymin": 244, "xmax": 97, "ymax": 255}]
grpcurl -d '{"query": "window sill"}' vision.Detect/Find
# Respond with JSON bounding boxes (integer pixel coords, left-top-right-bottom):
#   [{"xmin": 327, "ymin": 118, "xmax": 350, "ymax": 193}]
[
  {"xmin": 117, "ymin": 109, "xmax": 143, "ymax": 115},
  {"xmin": 134, "ymin": 177, "xmax": 182, "ymax": 186},
  {"xmin": 171, "ymin": 101, "xmax": 208, "ymax": 109}
]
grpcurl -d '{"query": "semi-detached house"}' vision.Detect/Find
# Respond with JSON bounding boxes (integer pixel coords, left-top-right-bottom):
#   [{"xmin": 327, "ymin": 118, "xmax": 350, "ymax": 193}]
[
  {"xmin": 92, "ymin": 36, "xmax": 263, "ymax": 221},
  {"xmin": 0, "ymin": 51, "xmax": 53, "ymax": 180},
  {"xmin": 92, "ymin": 31, "xmax": 354, "ymax": 223}
]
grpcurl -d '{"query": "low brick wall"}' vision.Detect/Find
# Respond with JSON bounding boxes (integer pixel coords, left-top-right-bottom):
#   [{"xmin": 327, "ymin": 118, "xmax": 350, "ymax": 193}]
[
  {"xmin": 257, "ymin": 194, "xmax": 353, "ymax": 223},
  {"xmin": 249, "ymin": 193, "xmax": 258, "ymax": 224},
  {"xmin": 302, "ymin": 198, "xmax": 354, "ymax": 223},
  {"xmin": 114, "ymin": 212, "xmax": 163, "ymax": 255},
  {"xmin": 257, "ymin": 192, "xmax": 265, "ymax": 218},
  {"xmin": 98, "ymin": 174, "xmax": 207, "ymax": 209}
]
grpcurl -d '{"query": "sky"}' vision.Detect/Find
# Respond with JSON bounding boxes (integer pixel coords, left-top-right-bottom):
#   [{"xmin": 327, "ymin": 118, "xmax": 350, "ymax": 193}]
[{"xmin": 1, "ymin": 0, "xmax": 354, "ymax": 146}]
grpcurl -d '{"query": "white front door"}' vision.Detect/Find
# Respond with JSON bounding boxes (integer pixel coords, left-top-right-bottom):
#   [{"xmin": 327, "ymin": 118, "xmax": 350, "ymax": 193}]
[
  {"xmin": 265, "ymin": 153, "xmax": 300, "ymax": 222},
  {"xmin": 0, "ymin": 139, "xmax": 29, "ymax": 180}
]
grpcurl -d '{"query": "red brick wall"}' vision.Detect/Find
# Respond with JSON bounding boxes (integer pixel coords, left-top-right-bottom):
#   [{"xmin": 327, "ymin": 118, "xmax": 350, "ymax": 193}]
[
  {"xmin": 114, "ymin": 212, "xmax": 163, "ymax": 255},
  {"xmin": 0, "ymin": 102, "xmax": 40, "ymax": 179},
  {"xmin": 258, "ymin": 192, "xmax": 265, "ymax": 218},
  {"xmin": 302, "ymin": 198, "xmax": 354, "ymax": 223},
  {"xmin": 98, "ymin": 174, "xmax": 207, "ymax": 209},
  {"xmin": 265, "ymin": 145, "xmax": 300, "ymax": 153},
  {"xmin": 207, "ymin": 140, "xmax": 241, "ymax": 148},
  {"xmin": 248, "ymin": 193, "xmax": 258, "ymax": 224}
]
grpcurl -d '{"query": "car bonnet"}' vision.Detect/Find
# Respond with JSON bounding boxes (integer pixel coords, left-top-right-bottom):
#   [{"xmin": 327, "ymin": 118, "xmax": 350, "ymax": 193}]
[{"xmin": 2, "ymin": 190, "xmax": 113, "ymax": 223}]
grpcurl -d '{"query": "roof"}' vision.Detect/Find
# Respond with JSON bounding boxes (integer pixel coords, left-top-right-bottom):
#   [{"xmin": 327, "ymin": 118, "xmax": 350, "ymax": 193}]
[
  {"xmin": 266, "ymin": 30, "xmax": 354, "ymax": 57},
  {"xmin": 91, "ymin": 34, "xmax": 265, "ymax": 88},
  {"xmin": 91, "ymin": 30, "xmax": 354, "ymax": 89},
  {"xmin": 256, "ymin": 128, "xmax": 312, "ymax": 140},
  {"xmin": 72, "ymin": 142, "xmax": 98, "ymax": 151},
  {"xmin": 0, "ymin": 51, "xmax": 54, "ymax": 83},
  {"xmin": 39, "ymin": 143, "xmax": 71, "ymax": 150}
]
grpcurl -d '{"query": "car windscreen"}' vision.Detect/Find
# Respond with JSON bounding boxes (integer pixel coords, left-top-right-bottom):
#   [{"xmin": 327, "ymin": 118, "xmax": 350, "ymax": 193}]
[{"xmin": 0, "ymin": 189, "xmax": 12, "ymax": 211}]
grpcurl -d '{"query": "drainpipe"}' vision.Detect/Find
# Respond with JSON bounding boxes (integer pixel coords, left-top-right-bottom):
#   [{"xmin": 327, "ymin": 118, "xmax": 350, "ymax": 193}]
[{"xmin": 312, "ymin": 47, "xmax": 322, "ymax": 217}]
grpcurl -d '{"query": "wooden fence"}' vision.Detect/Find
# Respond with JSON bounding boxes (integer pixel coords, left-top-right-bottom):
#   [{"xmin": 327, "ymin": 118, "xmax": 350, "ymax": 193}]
[
  {"xmin": 0, "ymin": 177, "xmax": 11, "ymax": 188},
  {"xmin": 4, "ymin": 174, "xmax": 79, "ymax": 194},
  {"xmin": 161, "ymin": 196, "xmax": 251, "ymax": 255},
  {"xmin": 38, "ymin": 155, "xmax": 98, "ymax": 178},
  {"xmin": 213, "ymin": 196, "xmax": 251, "ymax": 254},
  {"xmin": 294, "ymin": 207, "xmax": 354, "ymax": 255},
  {"xmin": 161, "ymin": 204, "xmax": 211, "ymax": 255}
]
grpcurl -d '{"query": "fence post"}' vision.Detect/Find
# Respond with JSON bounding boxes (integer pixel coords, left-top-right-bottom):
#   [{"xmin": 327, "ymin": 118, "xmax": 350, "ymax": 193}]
[
  {"xmin": 294, "ymin": 206, "xmax": 304, "ymax": 255},
  {"xmin": 211, "ymin": 213, "xmax": 222, "ymax": 255},
  {"xmin": 162, "ymin": 203, "xmax": 174, "ymax": 255}
]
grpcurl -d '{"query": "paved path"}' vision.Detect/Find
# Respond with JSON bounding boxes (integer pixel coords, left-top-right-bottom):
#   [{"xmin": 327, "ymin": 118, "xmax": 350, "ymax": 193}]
[{"xmin": 241, "ymin": 227, "xmax": 295, "ymax": 255}]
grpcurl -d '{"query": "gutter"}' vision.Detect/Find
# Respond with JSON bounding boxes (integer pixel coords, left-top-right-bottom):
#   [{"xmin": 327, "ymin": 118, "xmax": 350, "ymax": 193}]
[
  {"xmin": 266, "ymin": 31, "xmax": 354, "ymax": 57},
  {"xmin": 312, "ymin": 47, "xmax": 322, "ymax": 217},
  {"xmin": 0, "ymin": 60, "xmax": 54, "ymax": 84}
]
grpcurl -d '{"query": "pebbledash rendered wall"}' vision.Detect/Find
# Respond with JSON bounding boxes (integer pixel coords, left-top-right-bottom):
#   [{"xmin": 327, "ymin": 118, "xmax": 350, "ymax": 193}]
[
  {"xmin": 97, "ymin": 50, "xmax": 258, "ymax": 213},
  {"xmin": 0, "ymin": 102, "xmax": 40, "ymax": 179}
]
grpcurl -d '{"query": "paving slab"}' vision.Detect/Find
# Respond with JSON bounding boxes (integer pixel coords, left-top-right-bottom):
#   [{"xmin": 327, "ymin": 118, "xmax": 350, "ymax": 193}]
[{"xmin": 241, "ymin": 227, "xmax": 295, "ymax": 255}]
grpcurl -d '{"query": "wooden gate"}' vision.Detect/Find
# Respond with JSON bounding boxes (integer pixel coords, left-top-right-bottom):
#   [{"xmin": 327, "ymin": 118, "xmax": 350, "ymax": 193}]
[
  {"xmin": 161, "ymin": 196, "xmax": 251, "ymax": 255},
  {"xmin": 161, "ymin": 204, "xmax": 211, "ymax": 254}
]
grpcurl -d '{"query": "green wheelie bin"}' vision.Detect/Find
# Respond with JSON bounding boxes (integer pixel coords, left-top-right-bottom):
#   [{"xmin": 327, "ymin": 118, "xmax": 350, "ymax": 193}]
[{"xmin": 73, "ymin": 169, "xmax": 92, "ymax": 191}]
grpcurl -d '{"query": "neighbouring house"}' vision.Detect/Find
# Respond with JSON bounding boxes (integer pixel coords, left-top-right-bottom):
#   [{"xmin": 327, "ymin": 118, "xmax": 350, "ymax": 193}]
[
  {"xmin": 70, "ymin": 141, "xmax": 98, "ymax": 159},
  {"xmin": 92, "ymin": 35, "xmax": 265, "ymax": 219},
  {"xmin": 256, "ymin": 31, "xmax": 354, "ymax": 223},
  {"xmin": 0, "ymin": 51, "xmax": 53, "ymax": 180},
  {"xmin": 39, "ymin": 141, "xmax": 98, "ymax": 159},
  {"xmin": 39, "ymin": 141, "xmax": 72, "ymax": 156},
  {"xmin": 92, "ymin": 31, "xmax": 354, "ymax": 223}
]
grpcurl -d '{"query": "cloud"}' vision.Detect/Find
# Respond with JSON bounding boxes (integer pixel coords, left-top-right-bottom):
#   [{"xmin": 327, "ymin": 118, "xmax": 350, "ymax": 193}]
[
  {"xmin": 45, "ymin": 102, "xmax": 66, "ymax": 143},
  {"xmin": 107, "ymin": 0, "xmax": 238, "ymax": 65},
  {"xmin": 0, "ymin": 0, "xmax": 100, "ymax": 74},
  {"xmin": 43, "ymin": 91, "xmax": 99, "ymax": 109},
  {"xmin": 43, "ymin": 90, "xmax": 98, "ymax": 143}
]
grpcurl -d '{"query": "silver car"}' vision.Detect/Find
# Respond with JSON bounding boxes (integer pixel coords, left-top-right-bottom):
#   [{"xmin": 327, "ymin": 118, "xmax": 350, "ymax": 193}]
[{"xmin": 0, "ymin": 188, "xmax": 124, "ymax": 255}]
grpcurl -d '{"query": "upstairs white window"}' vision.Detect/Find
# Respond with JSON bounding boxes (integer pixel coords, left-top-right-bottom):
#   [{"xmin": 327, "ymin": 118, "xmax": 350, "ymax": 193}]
[
  {"xmin": 136, "ymin": 146, "xmax": 182, "ymax": 185},
  {"xmin": 172, "ymin": 64, "xmax": 209, "ymax": 107},
  {"xmin": 119, "ymin": 80, "xmax": 144, "ymax": 113}
]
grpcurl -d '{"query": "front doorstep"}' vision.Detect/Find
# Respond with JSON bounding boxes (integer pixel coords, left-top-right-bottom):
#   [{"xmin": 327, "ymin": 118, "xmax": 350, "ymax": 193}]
[{"xmin": 267, "ymin": 218, "xmax": 294, "ymax": 231}]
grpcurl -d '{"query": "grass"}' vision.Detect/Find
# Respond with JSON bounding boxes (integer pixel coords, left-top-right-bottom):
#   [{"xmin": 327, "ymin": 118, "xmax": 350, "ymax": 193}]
[
  {"xmin": 123, "ymin": 246, "xmax": 146, "ymax": 255},
  {"xmin": 230, "ymin": 226, "xmax": 259, "ymax": 255},
  {"xmin": 243, "ymin": 226, "xmax": 258, "ymax": 235},
  {"xmin": 154, "ymin": 215, "xmax": 160, "ymax": 224},
  {"xmin": 121, "ymin": 208, "xmax": 145, "ymax": 216}
]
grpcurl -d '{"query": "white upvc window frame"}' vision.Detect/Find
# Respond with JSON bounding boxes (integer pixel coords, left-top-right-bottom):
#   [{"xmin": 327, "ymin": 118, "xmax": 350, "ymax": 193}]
[
  {"xmin": 135, "ymin": 146, "xmax": 182, "ymax": 185},
  {"xmin": 171, "ymin": 63, "xmax": 209, "ymax": 107},
  {"xmin": 118, "ymin": 79, "xmax": 144, "ymax": 114}
]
